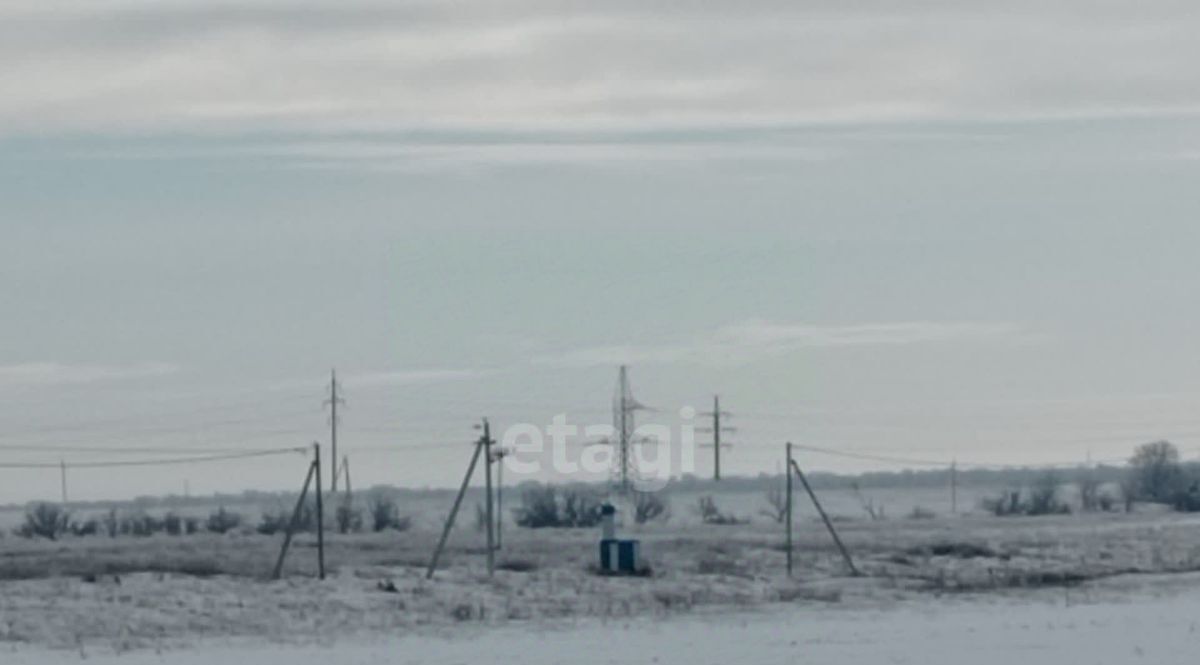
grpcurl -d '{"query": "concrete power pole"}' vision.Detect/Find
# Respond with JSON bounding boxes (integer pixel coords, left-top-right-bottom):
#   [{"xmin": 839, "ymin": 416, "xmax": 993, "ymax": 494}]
[
  {"xmin": 324, "ymin": 369, "xmax": 345, "ymax": 492},
  {"xmin": 482, "ymin": 418, "xmax": 495, "ymax": 576},
  {"xmin": 491, "ymin": 447, "xmax": 511, "ymax": 550},
  {"xmin": 699, "ymin": 395, "xmax": 735, "ymax": 481}
]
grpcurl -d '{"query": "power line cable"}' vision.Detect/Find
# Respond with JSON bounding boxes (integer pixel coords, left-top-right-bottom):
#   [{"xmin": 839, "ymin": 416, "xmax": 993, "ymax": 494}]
[{"xmin": 0, "ymin": 447, "xmax": 307, "ymax": 470}]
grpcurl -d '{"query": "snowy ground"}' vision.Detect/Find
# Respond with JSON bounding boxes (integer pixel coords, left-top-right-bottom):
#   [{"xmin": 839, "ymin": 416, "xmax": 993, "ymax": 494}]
[
  {"xmin": 6, "ymin": 571, "xmax": 1200, "ymax": 664},
  {"xmin": 5, "ymin": 496, "xmax": 1200, "ymax": 662}
]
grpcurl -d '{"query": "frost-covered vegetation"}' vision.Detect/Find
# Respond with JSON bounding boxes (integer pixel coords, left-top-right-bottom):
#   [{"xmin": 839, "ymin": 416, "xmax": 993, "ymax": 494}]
[{"xmin": 7, "ymin": 442, "xmax": 1200, "ymax": 652}]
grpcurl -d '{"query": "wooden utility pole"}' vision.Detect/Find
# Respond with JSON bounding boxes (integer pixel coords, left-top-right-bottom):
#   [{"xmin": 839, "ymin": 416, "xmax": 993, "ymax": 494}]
[
  {"xmin": 426, "ymin": 430, "xmax": 486, "ymax": 579},
  {"xmin": 314, "ymin": 442, "xmax": 325, "ymax": 580},
  {"xmin": 59, "ymin": 460, "xmax": 68, "ymax": 504},
  {"xmin": 700, "ymin": 396, "xmax": 735, "ymax": 481},
  {"xmin": 785, "ymin": 442, "xmax": 793, "ymax": 577}
]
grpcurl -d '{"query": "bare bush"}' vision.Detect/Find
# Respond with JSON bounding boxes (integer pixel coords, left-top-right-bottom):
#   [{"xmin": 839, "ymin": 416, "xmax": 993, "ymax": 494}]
[
  {"xmin": 164, "ymin": 512, "xmax": 183, "ymax": 536},
  {"xmin": 336, "ymin": 504, "xmax": 363, "ymax": 534},
  {"xmin": 908, "ymin": 506, "xmax": 936, "ymax": 519},
  {"xmin": 696, "ymin": 495, "xmax": 744, "ymax": 525},
  {"xmin": 367, "ymin": 493, "xmax": 409, "ymax": 532},
  {"xmin": 760, "ymin": 486, "xmax": 788, "ymax": 523},
  {"xmin": 851, "ymin": 482, "xmax": 885, "ymax": 521},
  {"xmin": 205, "ymin": 507, "xmax": 242, "ymax": 534},
  {"xmin": 1078, "ymin": 471, "xmax": 1103, "ymax": 512},
  {"xmin": 514, "ymin": 486, "xmax": 604, "ymax": 528},
  {"xmin": 258, "ymin": 506, "xmax": 307, "ymax": 535},
  {"xmin": 1027, "ymin": 472, "xmax": 1068, "ymax": 515},
  {"xmin": 981, "ymin": 474, "xmax": 1069, "ymax": 517},
  {"xmin": 17, "ymin": 503, "xmax": 70, "ymax": 540},
  {"xmin": 515, "ymin": 487, "xmax": 559, "ymax": 528},
  {"xmin": 633, "ymin": 491, "xmax": 669, "ymax": 524},
  {"xmin": 121, "ymin": 512, "xmax": 164, "ymax": 537},
  {"xmin": 68, "ymin": 517, "xmax": 99, "ymax": 537},
  {"xmin": 981, "ymin": 489, "xmax": 1023, "ymax": 517},
  {"xmin": 562, "ymin": 489, "xmax": 603, "ymax": 527}
]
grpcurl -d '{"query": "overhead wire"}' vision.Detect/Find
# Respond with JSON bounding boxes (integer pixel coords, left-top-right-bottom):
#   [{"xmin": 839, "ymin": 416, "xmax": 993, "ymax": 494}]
[{"xmin": 0, "ymin": 447, "xmax": 307, "ymax": 470}]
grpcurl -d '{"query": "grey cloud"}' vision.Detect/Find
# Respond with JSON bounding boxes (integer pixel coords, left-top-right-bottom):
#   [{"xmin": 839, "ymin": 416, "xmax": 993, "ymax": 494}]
[
  {"xmin": 1, "ymin": 1, "xmax": 1197, "ymax": 137},
  {"xmin": 0, "ymin": 362, "xmax": 178, "ymax": 388},
  {"xmin": 534, "ymin": 320, "xmax": 1038, "ymax": 368}
]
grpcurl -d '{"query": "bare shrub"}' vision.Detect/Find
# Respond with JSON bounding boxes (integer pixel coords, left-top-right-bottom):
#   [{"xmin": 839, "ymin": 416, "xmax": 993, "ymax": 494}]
[
  {"xmin": 367, "ymin": 493, "xmax": 409, "ymax": 532},
  {"xmin": 18, "ymin": 503, "xmax": 70, "ymax": 540},
  {"xmin": 515, "ymin": 487, "xmax": 559, "ymax": 528},
  {"xmin": 1027, "ymin": 472, "xmax": 1068, "ymax": 515},
  {"xmin": 514, "ymin": 486, "xmax": 604, "ymax": 528},
  {"xmin": 163, "ymin": 512, "xmax": 183, "ymax": 536},
  {"xmin": 760, "ymin": 486, "xmax": 788, "ymax": 523},
  {"xmin": 981, "ymin": 474, "xmax": 1068, "ymax": 517},
  {"xmin": 850, "ymin": 482, "xmax": 885, "ymax": 521},
  {"xmin": 336, "ymin": 504, "xmax": 363, "ymax": 534},
  {"xmin": 257, "ymin": 506, "xmax": 309, "ymax": 535},
  {"xmin": 68, "ymin": 517, "xmax": 99, "ymax": 537},
  {"xmin": 696, "ymin": 495, "xmax": 743, "ymax": 525},
  {"xmin": 1172, "ymin": 480, "xmax": 1200, "ymax": 512},
  {"xmin": 205, "ymin": 507, "xmax": 242, "ymax": 534},
  {"xmin": 561, "ymin": 489, "xmax": 603, "ymax": 527},
  {"xmin": 633, "ymin": 491, "xmax": 668, "ymax": 524},
  {"xmin": 981, "ymin": 489, "xmax": 1023, "ymax": 517},
  {"xmin": 908, "ymin": 506, "xmax": 936, "ymax": 520},
  {"xmin": 121, "ymin": 512, "xmax": 164, "ymax": 537},
  {"xmin": 1078, "ymin": 471, "xmax": 1102, "ymax": 512}
]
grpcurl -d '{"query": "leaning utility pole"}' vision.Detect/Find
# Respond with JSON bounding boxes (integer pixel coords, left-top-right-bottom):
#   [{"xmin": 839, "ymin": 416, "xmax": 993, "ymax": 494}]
[
  {"xmin": 324, "ymin": 369, "xmax": 345, "ymax": 491},
  {"xmin": 426, "ymin": 419, "xmax": 495, "ymax": 579},
  {"xmin": 699, "ymin": 395, "xmax": 735, "ymax": 481}
]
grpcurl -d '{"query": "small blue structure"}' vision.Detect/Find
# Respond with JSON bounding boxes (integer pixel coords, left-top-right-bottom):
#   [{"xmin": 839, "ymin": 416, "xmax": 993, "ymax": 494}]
[
  {"xmin": 600, "ymin": 538, "xmax": 640, "ymax": 573},
  {"xmin": 598, "ymin": 503, "xmax": 641, "ymax": 574}
]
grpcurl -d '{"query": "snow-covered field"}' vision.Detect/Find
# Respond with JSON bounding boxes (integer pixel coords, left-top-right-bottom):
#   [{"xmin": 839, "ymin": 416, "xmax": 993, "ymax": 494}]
[
  {"xmin": 5, "ymin": 490, "xmax": 1200, "ymax": 662},
  {"xmin": 6, "ymin": 571, "xmax": 1200, "ymax": 664}
]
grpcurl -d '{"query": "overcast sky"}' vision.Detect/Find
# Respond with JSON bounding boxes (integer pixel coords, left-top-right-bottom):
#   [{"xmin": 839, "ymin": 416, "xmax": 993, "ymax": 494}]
[{"xmin": 3, "ymin": 1, "xmax": 1200, "ymax": 503}]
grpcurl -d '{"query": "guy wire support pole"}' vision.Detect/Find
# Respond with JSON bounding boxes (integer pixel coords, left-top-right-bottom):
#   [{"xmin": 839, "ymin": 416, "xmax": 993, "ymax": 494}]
[
  {"xmin": 790, "ymin": 454, "xmax": 859, "ymax": 577},
  {"xmin": 273, "ymin": 451, "xmax": 318, "ymax": 580},
  {"xmin": 426, "ymin": 428, "xmax": 486, "ymax": 579}
]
